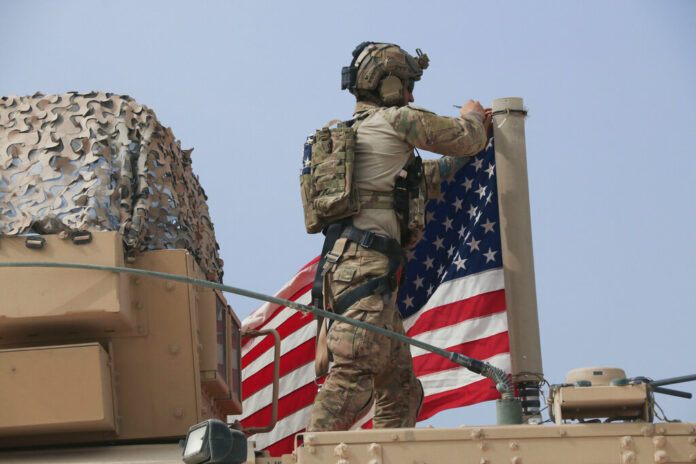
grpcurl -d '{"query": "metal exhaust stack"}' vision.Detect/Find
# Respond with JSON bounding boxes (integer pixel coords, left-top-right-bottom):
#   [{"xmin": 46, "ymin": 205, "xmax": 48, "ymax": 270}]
[{"xmin": 493, "ymin": 97, "xmax": 542, "ymax": 424}]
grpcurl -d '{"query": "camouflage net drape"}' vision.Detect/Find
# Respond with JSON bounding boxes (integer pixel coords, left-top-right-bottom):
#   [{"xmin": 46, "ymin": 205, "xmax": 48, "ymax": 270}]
[{"xmin": 0, "ymin": 91, "xmax": 223, "ymax": 281}]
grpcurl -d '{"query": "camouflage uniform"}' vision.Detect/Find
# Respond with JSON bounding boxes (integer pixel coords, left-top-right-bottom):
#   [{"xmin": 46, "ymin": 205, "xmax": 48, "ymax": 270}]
[{"xmin": 307, "ymin": 101, "xmax": 488, "ymax": 431}]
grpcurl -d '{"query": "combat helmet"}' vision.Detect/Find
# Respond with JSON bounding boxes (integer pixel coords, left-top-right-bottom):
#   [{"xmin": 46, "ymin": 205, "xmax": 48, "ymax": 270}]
[{"xmin": 342, "ymin": 42, "xmax": 429, "ymax": 107}]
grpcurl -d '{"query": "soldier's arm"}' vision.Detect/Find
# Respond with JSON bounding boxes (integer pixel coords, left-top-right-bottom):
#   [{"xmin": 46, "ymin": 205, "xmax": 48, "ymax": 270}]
[{"xmin": 381, "ymin": 105, "xmax": 489, "ymax": 199}]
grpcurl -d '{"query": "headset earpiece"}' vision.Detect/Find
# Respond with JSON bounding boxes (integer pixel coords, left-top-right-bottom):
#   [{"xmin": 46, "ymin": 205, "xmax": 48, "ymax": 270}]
[{"xmin": 379, "ymin": 75, "xmax": 403, "ymax": 107}]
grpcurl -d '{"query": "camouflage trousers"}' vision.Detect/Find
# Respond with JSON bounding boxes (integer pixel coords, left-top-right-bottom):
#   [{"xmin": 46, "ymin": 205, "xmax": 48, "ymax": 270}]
[{"xmin": 307, "ymin": 241, "xmax": 424, "ymax": 431}]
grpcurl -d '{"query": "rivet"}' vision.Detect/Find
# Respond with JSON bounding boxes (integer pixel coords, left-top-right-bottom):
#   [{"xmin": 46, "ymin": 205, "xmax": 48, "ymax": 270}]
[
  {"xmin": 479, "ymin": 442, "xmax": 487, "ymax": 451},
  {"xmin": 471, "ymin": 428, "xmax": 484, "ymax": 439},
  {"xmin": 689, "ymin": 436, "xmax": 696, "ymax": 445},
  {"xmin": 509, "ymin": 441, "xmax": 520, "ymax": 450},
  {"xmin": 559, "ymin": 429, "xmax": 567, "ymax": 437},
  {"xmin": 621, "ymin": 451, "xmax": 636, "ymax": 464},
  {"xmin": 621, "ymin": 436, "xmax": 634, "ymax": 449},
  {"xmin": 307, "ymin": 446, "xmax": 315, "ymax": 454},
  {"xmin": 133, "ymin": 277, "xmax": 141, "ymax": 285},
  {"xmin": 480, "ymin": 459, "xmax": 489, "ymax": 464},
  {"xmin": 657, "ymin": 427, "xmax": 666, "ymax": 435},
  {"xmin": 368, "ymin": 443, "xmax": 381, "ymax": 455},
  {"xmin": 654, "ymin": 450, "xmax": 668, "ymax": 464},
  {"xmin": 304, "ymin": 434, "xmax": 315, "ymax": 445},
  {"xmin": 653, "ymin": 436, "xmax": 666, "ymax": 449},
  {"xmin": 642, "ymin": 425, "xmax": 655, "ymax": 437},
  {"xmin": 688, "ymin": 426, "xmax": 696, "ymax": 434},
  {"xmin": 337, "ymin": 460, "xmax": 350, "ymax": 464},
  {"xmin": 165, "ymin": 281, "xmax": 175, "ymax": 291},
  {"xmin": 173, "ymin": 407, "xmax": 183, "ymax": 418},
  {"xmin": 368, "ymin": 460, "xmax": 379, "ymax": 464},
  {"xmin": 168, "ymin": 344, "xmax": 180, "ymax": 355},
  {"xmin": 201, "ymin": 407, "xmax": 207, "ymax": 415},
  {"xmin": 10, "ymin": 366, "xmax": 16, "ymax": 372},
  {"xmin": 511, "ymin": 456, "xmax": 522, "ymax": 464},
  {"xmin": 137, "ymin": 325, "xmax": 146, "ymax": 334},
  {"xmin": 334, "ymin": 442, "xmax": 349, "ymax": 458},
  {"xmin": 135, "ymin": 301, "xmax": 143, "ymax": 310},
  {"xmin": 689, "ymin": 452, "xmax": 696, "ymax": 462},
  {"xmin": 391, "ymin": 433, "xmax": 399, "ymax": 441}
]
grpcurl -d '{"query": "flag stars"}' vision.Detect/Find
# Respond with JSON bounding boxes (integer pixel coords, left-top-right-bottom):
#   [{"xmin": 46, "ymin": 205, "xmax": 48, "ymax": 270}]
[
  {"xmin": 462, "ymin": 177, "xmax": 473, "ymax": 191},
  {"xmin": 406, "ymin": 249, "xmax": 416, "ymax": 261},
  {"xmin": 483, "ymin": 248, "xmax": 498, "ymax": 263},
  {"xmin": 303, "ymin": 158, "xmax": 311, "ymax": 168},
  {"xmin": 413, "ymin": 275, "xmax": 424, "ymax": 290},
  {"xmin": 402, "ymin": 295, "xmax": 414, "ymax": 310},
  {"xmin": 442, "ymin": 217, "xmax": 453, "ymax": 231},
  {"xmin": 486, "ymin": 191, "xmax": 493, "ymax": 205},
  {"xmin": 475, "ymin": 184, "xmax": 487, "ymax": 199},
  {"xmin": 481, "ymin": 218, "xmax": 496, "ymax": 233},
  {"xmin": 447, "ymin": 245, "xmax": 456, "ymax": 258},
  {"xmin": 453, "ymin": 197, "xmax": 463, "ymax": 212},
  {"xmin": 427, "ymin": 284, "xmax": 434, "ymax": 296},
  {"xmin": 471, "ymin": 158, "xmax": 484, "ymax": 171},
  {"xmin": 467, "ymin": 204, "xmax": 478, "ymax": 219},
  {"xmin": 426, "ymin": 210, "xmax": 435, "ymax": 223},
  {"xmin": 437, "ymin": 265, "xmax": 445, "ymax": 277},
  {"xmin": 424, "ymin": 256, "xmax": 434, "ymax": 270},
  {"xmin": 485, "ymin": 163, "xmax": 495, "ymax": 178},
  {"xmin": 457, "ymin": 225, "xmax": 467, "ymax": 239},
  {"xmin": 453, "ymin": 255, "xmax": 467, "ymax": 271},
  {"xmin": 467, "ymin": 237, "xmax": 481, "ymax": 252},
  {"xmin": 433, "ymin": 236, "xmax": 445, "ymax": 251}
]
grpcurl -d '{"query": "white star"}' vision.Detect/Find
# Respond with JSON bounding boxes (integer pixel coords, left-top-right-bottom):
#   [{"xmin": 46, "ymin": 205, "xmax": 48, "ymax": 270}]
[
  {"xmin": 403, "ymin": 295, "xmax": 414, "ymax": 310},
  {"xmin": 467, "ymin": 204, "xmax": 478, "ymax": 219},
  {"xmin": 485, "ymin": 163, "xmax": 495, "ymax": 178},
  {"xmin": 485, "ymin": 137, "xmax": 494, "ymax": 150},
  {"xmin": 467, "ymin": 237, "xmax": 481, "ymax": 252},
  {"xmin": 442, "ymin": 217, "xmax": 453, "ymax": 231},
  {"xmin": 447, "ymin": 245, "xmax": 456, "ymax": 258},
  {"xmin": 475, "ymin": 184, "xmax": 487, "ymax": 199},
  {"xmin": 427, "ymin": 284, "xmax": 434, "ymax": 296},
  {"xmin": 453, "ymin": 197, "xmax": 463, "ymax": 212},
  {"xmin": 462, "ymin": 177, "xmax": 473, "ymax": 191},
  {"xmin": 433, "ymin": 236, "xmax": 445, "ymax": 250},
  {"xmin": 474, "ymin": 211, "xmax": 482, "ymax": 224},
  {"xmin": 481, "ymin": 218, "xmax": 496, "ymax": 233},
  {"xmin": 457, "ymin": 225, "xmax": 467, "ymax": 239},
  {"xmin": 453, "ymin": 255, "xmax": 467, "ymax": 271},
  {"xmin": 437, "ymin": 265, "xmax": 445, "ymax": 277},
  {"xmin": 426, "ymin": 210, "xmax": 435, "ymax": 223},
  {"xmin": 303, "ymin": 158, "xmax": 311, "ymax": 168},
  {"xmin": 424, "ymin": 256, "xmax": 434, "ymax": 270},
  {"xmin": 406, "ymin": 249, "xmax": 416, "ymax": 261},
  {"xmin": 486, "ymin": 191, "xmax": 493, "ymax": 205},
  {"xmin": 472, "ymin": 158, "xmax": 484, "ymax": 171},
  {"xmin": 413, "ymin": 275, "xmax": 424, "ymax": 290},
  {"xmin": 483, "ymin": 248, "xmax": 498, "ymax": 263}
]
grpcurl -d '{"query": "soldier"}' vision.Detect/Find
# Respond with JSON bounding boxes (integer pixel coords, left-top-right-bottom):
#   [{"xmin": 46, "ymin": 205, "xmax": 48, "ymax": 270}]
[{"xmin": 307, "ymin": 42, "xmax": 492, "ymax": 431}]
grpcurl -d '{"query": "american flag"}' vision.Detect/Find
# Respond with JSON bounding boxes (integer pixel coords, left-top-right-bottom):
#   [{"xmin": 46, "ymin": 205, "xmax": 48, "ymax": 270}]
[{"xmin": 235, "ymin": 140, "xmax": 510, "ymax": 456}]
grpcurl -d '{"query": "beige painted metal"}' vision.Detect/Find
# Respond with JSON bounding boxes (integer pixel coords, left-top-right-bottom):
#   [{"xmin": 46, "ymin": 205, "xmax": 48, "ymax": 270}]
[
  {"xmin": 0, "ymin": 343, "xmax": 115, "ymax": 435},
  {"xmin": 0, "ymin": 443, "xmax": 183, "ymax": 463},
  {"xmin": 567, "ymin": 366, "xmax": 627, "ymax": 385},
  {"xmin": 291, "ymin": 422, "xmax": 696, "ymax": 464},
  {"xmin": 0, "ymin": 233, "xmax": 242, "ymax": 449},
  {"xmin": 0, "ymin": 232, "xmax": 133, "ymax": 341},
  {"xmin": 492, "ymin": 97, "xmax": 543, "ymax": 383},
  {"xmin": 550, "ymin": 383, "xmax": 650, "ymax": 424}
]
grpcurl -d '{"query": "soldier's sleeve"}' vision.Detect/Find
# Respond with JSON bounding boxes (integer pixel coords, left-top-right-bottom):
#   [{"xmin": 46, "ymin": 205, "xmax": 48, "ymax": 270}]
[
  {"xmin": 381, "ymin": 106, "xmax": 488, "ymax": 199},
  {"xmin": 382, "ymin": 105, "xmax": 488, "ymax": 157}
]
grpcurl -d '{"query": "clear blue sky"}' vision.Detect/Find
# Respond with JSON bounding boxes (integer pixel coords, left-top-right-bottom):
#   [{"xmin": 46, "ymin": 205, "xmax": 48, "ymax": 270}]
[{"xmin": 2, "ymin": 0, "xmax": 694, "ymax": 426}]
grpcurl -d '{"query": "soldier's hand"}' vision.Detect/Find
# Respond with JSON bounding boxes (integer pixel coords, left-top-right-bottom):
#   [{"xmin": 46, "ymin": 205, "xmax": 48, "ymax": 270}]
[
  {"xmin": 483, "ymin": 107, "xmax": 492, "ymax": 135},
  {"xmin": 460, "ymin": 99, "xmax": 485, "ymax": 119}
]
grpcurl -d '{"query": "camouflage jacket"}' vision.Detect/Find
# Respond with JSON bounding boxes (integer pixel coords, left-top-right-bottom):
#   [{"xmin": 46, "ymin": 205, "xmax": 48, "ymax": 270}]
[{"xmin": 350, "ymin": 101, "xmax": 487, "ymax": 242}]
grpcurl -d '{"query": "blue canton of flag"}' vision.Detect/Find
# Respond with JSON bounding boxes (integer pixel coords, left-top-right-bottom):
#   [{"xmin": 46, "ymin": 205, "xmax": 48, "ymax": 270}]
[{"xmin": 399, "ymin": 139, "xmax": 502, "ymax": 318}]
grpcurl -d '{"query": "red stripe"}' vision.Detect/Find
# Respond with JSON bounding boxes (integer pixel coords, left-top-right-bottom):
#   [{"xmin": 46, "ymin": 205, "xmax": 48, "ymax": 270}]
[
  {"xmin": 242, "ymin": 339, "xmax": 316, "ymax": 398},
  {"xmin": 406, "ymin": 289, "xmax": 506, "ymax": 337},
  {"xmin": 418, "ymin": 378, "xmax": 501, "ymax": 422},
  {"xmin": 413, "ymin": 332, "xmax": 510, "ymax": 376},
  {"xmin": 241, "ymin": 381, "xmax": 317, "ymax": 429},
  {"xmin": 265, "ymin": 433, "xmax": 299, "ymax": 458},
  {"xmin": 242, "ymin": 308, "xmax": 314, "ymax": 366}
]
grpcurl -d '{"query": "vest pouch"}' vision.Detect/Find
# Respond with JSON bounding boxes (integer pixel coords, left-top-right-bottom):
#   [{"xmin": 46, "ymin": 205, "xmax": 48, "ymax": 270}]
[{"xmin": 311, "ymin": 126, "xmax": 360, "ymax": 223}]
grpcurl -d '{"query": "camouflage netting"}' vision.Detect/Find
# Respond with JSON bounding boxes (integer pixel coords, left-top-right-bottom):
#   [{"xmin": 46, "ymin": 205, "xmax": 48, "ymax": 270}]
[{"xmin": 0, "ymin": 91, "xmax": 223, "ymax": 281}]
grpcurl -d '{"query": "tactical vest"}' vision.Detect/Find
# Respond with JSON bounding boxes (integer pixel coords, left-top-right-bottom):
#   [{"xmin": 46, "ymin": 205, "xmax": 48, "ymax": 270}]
[{"xmin": 300, "ymin": 112, "xmax": 426, "ymax": 249}]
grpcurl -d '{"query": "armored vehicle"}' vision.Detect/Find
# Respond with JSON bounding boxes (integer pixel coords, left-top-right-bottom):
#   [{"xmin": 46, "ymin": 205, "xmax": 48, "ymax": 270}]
[{"xmin": 0, "ymin": 93, "xmax": 693, "ymax": 464}]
